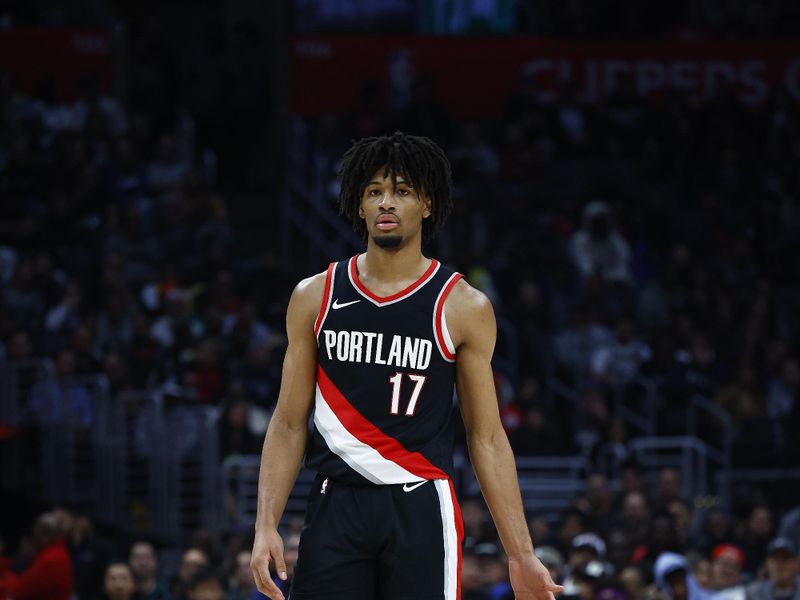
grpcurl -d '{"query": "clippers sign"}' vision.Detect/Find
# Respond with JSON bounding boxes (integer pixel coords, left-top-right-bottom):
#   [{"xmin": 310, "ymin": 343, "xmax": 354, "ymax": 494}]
[{"xmin": 292, "ymin": 36, "xmax": 800, "ymax": 117}]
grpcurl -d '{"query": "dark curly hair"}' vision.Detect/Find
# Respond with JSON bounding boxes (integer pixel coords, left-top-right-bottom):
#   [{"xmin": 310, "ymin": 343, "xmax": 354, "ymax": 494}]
[{"xmin": 338, "ymin": 132, "xmax": 453, "ymax": 242}]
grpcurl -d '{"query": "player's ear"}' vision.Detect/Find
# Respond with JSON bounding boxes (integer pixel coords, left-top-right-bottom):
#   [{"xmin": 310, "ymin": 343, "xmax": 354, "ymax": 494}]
[{"xmin": 422, "ymin": 196, "xmax": 432, "ymax": 219}]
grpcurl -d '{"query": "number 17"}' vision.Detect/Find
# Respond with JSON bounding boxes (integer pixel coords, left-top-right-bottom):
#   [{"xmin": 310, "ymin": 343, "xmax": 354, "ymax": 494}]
[{"xmin": 388, "ymin": 373, "xmax": 427, "ymax": 416}]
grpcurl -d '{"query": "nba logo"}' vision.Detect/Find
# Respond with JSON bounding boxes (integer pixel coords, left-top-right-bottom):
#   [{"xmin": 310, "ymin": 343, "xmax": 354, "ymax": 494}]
[{"xmin": 321, "ymin": 478, "xmax": 329, "ymax": 494}]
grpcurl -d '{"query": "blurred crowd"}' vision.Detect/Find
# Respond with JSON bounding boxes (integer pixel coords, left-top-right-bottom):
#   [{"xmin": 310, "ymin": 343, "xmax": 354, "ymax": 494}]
[
  {"xmin": 3, "ymin": 480, "xmax": 800, "ymax": 600},
  {"xmin": 0, "ymin": 506, "xmax": 298, "ymax": 600}
]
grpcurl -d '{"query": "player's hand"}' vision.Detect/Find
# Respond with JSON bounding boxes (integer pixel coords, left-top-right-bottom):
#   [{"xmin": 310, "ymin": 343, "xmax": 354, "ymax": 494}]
[
  {"xmin": 251, "ymin": 528, "xmax": 288, "ymax": 600},
  {"xmin": 509, "ymin": 553, "xmax": 565, "ymax": 600}
]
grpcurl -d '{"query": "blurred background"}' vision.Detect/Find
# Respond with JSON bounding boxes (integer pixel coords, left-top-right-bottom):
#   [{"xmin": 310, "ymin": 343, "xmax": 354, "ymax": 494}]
[{"xmin": 2, "ymin": 1, "xmax": 800, "ymax": 599}]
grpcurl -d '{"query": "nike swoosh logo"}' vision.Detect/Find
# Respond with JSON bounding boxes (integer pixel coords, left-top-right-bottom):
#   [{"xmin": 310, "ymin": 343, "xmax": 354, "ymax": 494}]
[
  {"xmin": 332, "ymin": 299, "xmax": 361, "ymax": 309},
  {"xmin": 402, "ymin": 481, "xmax": 428, "ymax": 493}
]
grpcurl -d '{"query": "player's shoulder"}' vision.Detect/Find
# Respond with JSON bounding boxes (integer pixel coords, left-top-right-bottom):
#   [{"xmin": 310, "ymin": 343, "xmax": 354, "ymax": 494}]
[
  {"xmin": 289, "ymin": 269, "xmax": 329, "ymax": 314},
  {"xmin": 446, "ymin": 277, "xmax": 494, "ymax": 319},
  {"xmin": 442, "ymin": 278, "xmax": 495, "ymax": 348}
]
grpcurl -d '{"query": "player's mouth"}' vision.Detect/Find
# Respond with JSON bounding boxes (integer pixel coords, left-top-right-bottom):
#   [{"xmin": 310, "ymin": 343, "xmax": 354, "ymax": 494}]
[{"xmin": 376, "ymin": 214, "xmax": 399, "ymax": 232}]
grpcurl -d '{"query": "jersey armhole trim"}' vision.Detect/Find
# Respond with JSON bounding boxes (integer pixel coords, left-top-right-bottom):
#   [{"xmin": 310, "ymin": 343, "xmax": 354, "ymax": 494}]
[
  {"xmin": 314, "ymin": 262, "xmax": 336, "ymax": 339},
  {"xmin": 433, "ymin": 273, "xmax": 462, "ymax": 362}
]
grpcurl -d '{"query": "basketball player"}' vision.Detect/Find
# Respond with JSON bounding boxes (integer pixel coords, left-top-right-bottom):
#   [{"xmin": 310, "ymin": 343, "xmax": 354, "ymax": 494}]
[{"xmin": 251, "ymin": 132, "xmax": 564, "ymax": 600}]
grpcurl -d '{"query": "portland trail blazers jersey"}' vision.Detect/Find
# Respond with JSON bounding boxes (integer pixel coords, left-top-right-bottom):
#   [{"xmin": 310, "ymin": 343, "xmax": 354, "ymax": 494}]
[{"xmin": 306, "ymin": 254, "xmax": 463, "ymax": 485}]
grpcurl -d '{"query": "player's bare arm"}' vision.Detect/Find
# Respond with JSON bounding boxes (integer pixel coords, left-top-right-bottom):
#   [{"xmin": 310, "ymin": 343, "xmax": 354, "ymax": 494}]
[
  {"xmin": 251, "ymin": 272, "xmax": 325, "ymax": 600},
  {"xmin": 447, "ymin": 279, "xmax": 564, "ymax": 600}
]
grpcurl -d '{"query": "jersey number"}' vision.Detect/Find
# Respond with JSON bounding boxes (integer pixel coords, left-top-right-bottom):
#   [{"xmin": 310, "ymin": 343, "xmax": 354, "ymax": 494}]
[{"xmin": 388, "ymin": 373, "xmax": 427, "ymax": 416}]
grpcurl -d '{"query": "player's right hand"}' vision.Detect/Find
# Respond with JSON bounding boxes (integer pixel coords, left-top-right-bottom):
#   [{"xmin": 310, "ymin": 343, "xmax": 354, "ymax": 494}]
[{"xmin": 251, "ymin": 528, "xmax": 288, "ymax": 600}]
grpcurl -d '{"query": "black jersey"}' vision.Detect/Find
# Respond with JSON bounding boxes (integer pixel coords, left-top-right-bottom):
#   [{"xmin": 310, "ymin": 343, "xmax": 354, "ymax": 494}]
[{"xmin": 306, "ymin": 254, "xmax": 463, "ymax": 485}]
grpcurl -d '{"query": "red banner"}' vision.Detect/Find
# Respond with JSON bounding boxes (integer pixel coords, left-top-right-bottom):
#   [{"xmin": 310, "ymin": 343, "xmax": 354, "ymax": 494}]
[
  {"xmin": 0, "ymin": 29, "xmax": 113, "ymax": 100},
  {"xmin": 292, "ymin": 36, "xmax": 800, "ymax": 118}
]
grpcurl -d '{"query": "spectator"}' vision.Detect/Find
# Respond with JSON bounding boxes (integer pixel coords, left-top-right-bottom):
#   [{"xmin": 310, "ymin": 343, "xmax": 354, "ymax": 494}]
[
  {"xmin": 2, "ymin": 257, "xmax": 46, "ymax": 331},
  {"xmin": 554, "ymin": 304, "xmax": 613, "ymax": 383},
  {"xmin": 226, "ymin": 550, "xmax": 267, "ymax": 600},
  {"xmin": 462, "ymin": 499, "xmax": 496, "ymax": 551},
  {"xmin": 462, "ymin": 550, "xmax": 491, "ymax": 600},
  {"xmin": 146, "ymin": 134, "xmax": 189, "ymax": 193},
  {"xmin": 171, "ymin": 548, "xmax": 209, "ymax": 600},
  {"xmin": 710, "ymin": 544, "xmax": 746, "ymax": 600},
  {"xmin": 667, "ymin": 499, "xmax": 694, "ymax": 551},
  {"xmin": 656, "ymin": 468, "xmax": 684, "ymax": 510},
  {"xmin": 780, "ymin": 506, "xmax": 800, "ymax": 554},
  {"xmin": 0, "ymin": 511, "xmax": 74, "ymax": 600},
  {"xmin": 739, "ymin": 506, "xmax": 776, "ymax": 574},
  {"xmin": 186, "ymin": 569, "xmax": 224, "ymax": 600},
  {"xmin": 536, "ymin": 546, "xmax": 566, "ymax": 584},
  {"xmin": 66, "ymin": 512, "xmax": 116, "ymax": 600},
  {"xmin": 557, "ymin": 509, "xmax": 588, "ymax": 557},
  {"xmin": 103, "ymin": 562, "xmax": 137, "ymax": 600},
  {"xmin": 129, "ymin": 540, "xmax": 171, "ymax": 600},
  {"xmin": 219, "ymin": 399, "xmax": 262, "ymax": 459},
  {"xmin": 583, "ymin": 474, "xmax": 616, "ymax": 535},
  {"xmin": 28, "ymin": 349, "xmax": 93, "ymax": 427},
  {"xmin": 568, "ymin": 533, "xmax": 608, "ymax": 581},
  {"xmin": 654, "ymin": 552, "xmax": 708, "ymax": 600},
  {"xmin": 619, "ymin": 566, "xmax": 645, "ymax": 600},
  {"xmin": 700, "ymin": 510, "xmax": 736, "ymax": 556},
  {"xmin": 507, "ymin": 404, "xmax": 566, "ymax": 456},
  {"xmin": 590, "ymin": 317, "xmax": 652, "ymax": 386},
  {"xmin": 768, "ymin": 357, "xmax": 799, "ymax": 421},
  {"xmin": 449, "ymin": 123, "xmax": 500, "ymax": 179},
  {"xmin": 745, "ymin": 538, "xmax": 800, "ymax": 600},
  {"xmin": 569, "ymin": 201, "xmax": 632, "ymax": 285},
  {"xmin": 44, "ymin": 281, "xmax": 83, "ymax": 345},
  {"xmin": 619, "ymin": 492, "xmax": 651, "ymax": 548}
]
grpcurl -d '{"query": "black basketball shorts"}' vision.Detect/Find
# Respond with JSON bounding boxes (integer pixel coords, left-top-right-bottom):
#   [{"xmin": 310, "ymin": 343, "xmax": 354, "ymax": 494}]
[{"xmin": 290, "ymin": 475, "xmax": 464, "ymax": 600}]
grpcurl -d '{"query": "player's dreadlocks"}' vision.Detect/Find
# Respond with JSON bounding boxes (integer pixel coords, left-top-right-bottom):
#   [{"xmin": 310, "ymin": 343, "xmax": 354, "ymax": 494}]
[{"xmin": 338, "ymin": 132, "xmax": 453, "ymax": 242}]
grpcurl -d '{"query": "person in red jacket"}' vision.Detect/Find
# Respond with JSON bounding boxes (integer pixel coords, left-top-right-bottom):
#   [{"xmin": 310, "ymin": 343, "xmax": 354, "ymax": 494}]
[{"xmin": 0, "ymin": 511, "xmax": 75, "ymax": 600}]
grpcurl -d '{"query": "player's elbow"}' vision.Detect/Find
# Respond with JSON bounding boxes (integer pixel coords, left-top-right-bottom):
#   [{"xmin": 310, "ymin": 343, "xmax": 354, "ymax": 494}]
[{"xmin": 465, "ymin": 422, "xmax": 510, "ymax": 456}]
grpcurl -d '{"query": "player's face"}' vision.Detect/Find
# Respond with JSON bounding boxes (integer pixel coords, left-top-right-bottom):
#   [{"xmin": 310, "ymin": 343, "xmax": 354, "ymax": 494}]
[{"xmin": 359, "ymin": 169, "xmax": 431, "ymax": 249}]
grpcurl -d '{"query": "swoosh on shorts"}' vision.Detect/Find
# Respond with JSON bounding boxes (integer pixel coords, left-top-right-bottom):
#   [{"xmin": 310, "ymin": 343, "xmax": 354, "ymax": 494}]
[{"xmin": 402, "ymin": 481, "xmax": 428, "ymax": 492}]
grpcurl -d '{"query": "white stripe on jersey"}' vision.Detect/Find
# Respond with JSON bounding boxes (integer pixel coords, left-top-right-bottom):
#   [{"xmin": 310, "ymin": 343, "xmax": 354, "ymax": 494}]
[{"xmin": 313, "ymin": 385, "xmax": 426, "ymax": 485}]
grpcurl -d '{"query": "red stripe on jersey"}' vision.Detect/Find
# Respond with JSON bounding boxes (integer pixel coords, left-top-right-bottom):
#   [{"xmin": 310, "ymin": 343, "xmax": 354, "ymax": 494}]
[
  {"xmin": 434, "ymin": 273, "xmax": 463, "ymax": 361},
  {"xmin": 314, "ymin": 263, "xmax": 335, "ymax": 337},
  {"xmin": 350, "ymin": 254, "xmax": 439, "ymax": 304},
  {"xmin": 448, "ymin": 478, "xmax": 465, "ymax": 600},
  {"xmin": 316, "ymin": 365, "xmax": 448, "ymax": 480}
]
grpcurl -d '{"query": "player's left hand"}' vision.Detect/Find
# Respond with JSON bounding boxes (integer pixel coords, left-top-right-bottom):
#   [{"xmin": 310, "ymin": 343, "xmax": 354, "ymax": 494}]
[{"xmin": 509, "ymin": 553, "xmax": 565, "ymax": 600}]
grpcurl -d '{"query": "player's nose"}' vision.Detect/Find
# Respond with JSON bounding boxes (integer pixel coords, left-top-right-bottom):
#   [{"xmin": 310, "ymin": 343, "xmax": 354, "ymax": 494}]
[{"xmin": 377, "ymin": 192, "xmax": 395, "ymax": 209}]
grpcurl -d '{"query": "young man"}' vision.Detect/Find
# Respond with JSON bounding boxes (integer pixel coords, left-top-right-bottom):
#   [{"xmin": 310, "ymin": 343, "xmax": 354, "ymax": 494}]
[{"xmin": 250, "ymin": 132, "xmax": 563, "ymax": 600}]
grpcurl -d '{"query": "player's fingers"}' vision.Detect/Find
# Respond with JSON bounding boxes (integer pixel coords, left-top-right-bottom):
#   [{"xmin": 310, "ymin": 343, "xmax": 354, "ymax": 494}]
[
  {"xmin": 259, "ymin": 569, "xmax": 286, "ymax": 600},
  {"xmin": 548, "ymin": 584, "xmax": 565, "ymax": 593},
  {"xmin": 273, "ymin": 548, "xmax": 288, "ymax": 581},
  {"xmin": 254, "ymin": 555, "xmax": 285, "ymax": 600}
]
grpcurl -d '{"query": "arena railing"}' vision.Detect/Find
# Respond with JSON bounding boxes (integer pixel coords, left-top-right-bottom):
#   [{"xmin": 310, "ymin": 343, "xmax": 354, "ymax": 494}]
[
  {"xmin": 0, "ymin": 358, "xmax": 54, "ymax": 494},
  {"xmin": 281, "ymin": 117, "xmax": 361, "ymax": 271},
  {"xmin": 115, "ymin": 390, "xmax": 221, "ymax": 543},
  {"xmin": 612, "ymin": 375, "xmax": 657, "ymax": 436},
  {"xmin": 0, "ymin": 358, "xmax": 54, "ymax": 428},
  {"xmin": 627, "ymin": 435, "xmax": 726, "ymax": 505},
  {"xmin": 0, "ymin": 363, "xmax": 223, "ymax": 545}
]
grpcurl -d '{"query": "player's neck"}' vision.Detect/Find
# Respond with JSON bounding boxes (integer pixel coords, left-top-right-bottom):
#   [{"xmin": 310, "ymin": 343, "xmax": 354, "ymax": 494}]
[{"xmin": 361, "ymin": 239, "xmax": 428, "ymax": 283}]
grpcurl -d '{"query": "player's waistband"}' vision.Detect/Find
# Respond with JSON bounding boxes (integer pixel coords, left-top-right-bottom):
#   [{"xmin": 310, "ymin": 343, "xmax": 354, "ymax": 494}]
[{"xmin": 315, "ymin": 473, "xmax": 450, "ymax": 488}]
